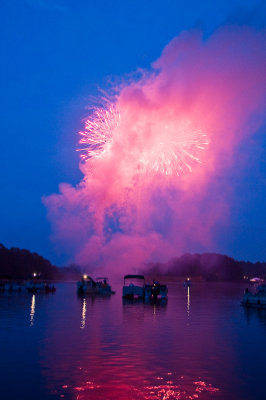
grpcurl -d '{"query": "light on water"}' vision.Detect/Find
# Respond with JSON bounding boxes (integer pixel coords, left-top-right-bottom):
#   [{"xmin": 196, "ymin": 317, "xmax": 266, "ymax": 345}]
[
  {"xmin": 187, "ymin": 287, "xmax": 190, "ymax": 319},
  {"xmin": 0, "ymin": 282, "xmax": 265, "ymax": 400},
  {"xmin": 30, "ymin": 294, "xmax": 35, "ymax": 327},
  {"xmin": 80, "ymin": 298, "xmax": 86, "ymax": 330}
]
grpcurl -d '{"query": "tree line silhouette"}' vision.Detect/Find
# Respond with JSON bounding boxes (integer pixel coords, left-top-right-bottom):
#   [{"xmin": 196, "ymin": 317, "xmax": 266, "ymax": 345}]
[
  {"xmin": 144, "ymin": 253, "xmax": 266, "ymax": 281},
  {"xmin": 0, "ymin": 243, "xmax": 80, "ymax": 280},
  {"xmin": 1, "ymin": 243, "xmax": 266, "ymax": 281}
]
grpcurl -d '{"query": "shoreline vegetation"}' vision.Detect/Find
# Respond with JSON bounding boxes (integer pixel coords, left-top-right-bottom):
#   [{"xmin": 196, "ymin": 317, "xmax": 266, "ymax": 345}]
[
  {"xmin": 0, "ymin": 243, "xmax": 266, "ymax": 282},
  {"xmin": 143, "ymin": 253, "xmax": 266, "ymax": 282},
  {"xmin": 0, "ymin": 243, "xmax": 80, "ymax": 281}
]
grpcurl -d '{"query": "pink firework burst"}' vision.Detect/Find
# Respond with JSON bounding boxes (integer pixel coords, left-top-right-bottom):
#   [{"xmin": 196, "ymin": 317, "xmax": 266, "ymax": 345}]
[
  {"xmin": 78, "ymin": 102, "xmax": 209, "ymax": 176},
  {"xmin": 137, "ymin": 125, "xmax": 209, "ymax": 176},
  {"xmin": 78, "ymin": 102, "xmax": 120, "ymax": 162}
]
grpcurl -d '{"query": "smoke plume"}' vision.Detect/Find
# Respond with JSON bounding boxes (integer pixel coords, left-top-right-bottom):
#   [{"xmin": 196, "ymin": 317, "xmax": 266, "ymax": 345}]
[{"xmin": 43, "ymin": 25, "xmax": 265, "ymax": 273}]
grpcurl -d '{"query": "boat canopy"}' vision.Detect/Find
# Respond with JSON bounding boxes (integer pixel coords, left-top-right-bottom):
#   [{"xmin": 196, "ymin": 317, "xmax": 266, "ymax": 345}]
[
  {"xmin": 124, "ymin": 274, "xmax": 145, "ymax": 280},
  {"xmin": 250, "ymin": 277, "xmax": 263, "ymax": 282},
  {"xmin": 82, "ymin": 275, "xmax": 95, "ymax": 283}
]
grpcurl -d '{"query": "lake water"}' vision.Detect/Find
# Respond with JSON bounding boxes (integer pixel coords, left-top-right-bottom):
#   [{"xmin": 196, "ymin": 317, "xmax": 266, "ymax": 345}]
[{"xmin": 0, "ymin": 282, "xmax": 265, "ymax": 400}]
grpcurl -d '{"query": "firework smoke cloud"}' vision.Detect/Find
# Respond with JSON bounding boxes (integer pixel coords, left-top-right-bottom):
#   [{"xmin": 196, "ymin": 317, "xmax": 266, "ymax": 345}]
[{"xmin": 43, "ymin": 25, "xmax": 266, "ymax": 273}]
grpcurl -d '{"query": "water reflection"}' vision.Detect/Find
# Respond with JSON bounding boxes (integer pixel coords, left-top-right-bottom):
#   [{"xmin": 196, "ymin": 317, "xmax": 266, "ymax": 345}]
[
  {"xmin": 243, "ymin": 306, "xmax": 266, "ymax": 328},
  {"xmin": 187, "ymin": 287, "xmax": 190, "ymax": 319},
  {"xmin": 2, "ymin": 283, "xmax": 266, "ymax": 400},
  {"xmin": 80, "ymin": 298, "xmax": 86, "ymax": 329},
  {"xmin": 144, "ymin": 375, "xmax": 219, "ymax": 399},
  {"xmin": 30, "ymin": 294, "xmax": 35, "ymax": 326},
  {"xmin": 122, "ymin": 297, "xmax": 168, "ymax": 308},
  {"xmin": 122, "ymin": 297, "xmax": 168, "ymax": 325},
  {"xmin": 61, "ymin": 373, "xmax": 220, "ymax": 399}
]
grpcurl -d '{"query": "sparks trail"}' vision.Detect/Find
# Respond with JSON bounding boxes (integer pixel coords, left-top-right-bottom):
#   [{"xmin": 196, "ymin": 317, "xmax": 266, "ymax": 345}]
[
  {"xmin": 78, "ymin": 102, "xmax": 209, "ymax": 176},
  {"xmin": 78, "ymin": 103, "xmax": 120, "ymax": 162},
  {"xmin": 139, "ymin": 129, "xmax": 209, "ymax": 176}
]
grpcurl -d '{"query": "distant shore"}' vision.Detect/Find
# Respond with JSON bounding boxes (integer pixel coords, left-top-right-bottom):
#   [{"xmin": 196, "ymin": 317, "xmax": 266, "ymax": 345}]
[{"xmin": 1, "ymin": 243, "xmax": 266, "ymax": 282}]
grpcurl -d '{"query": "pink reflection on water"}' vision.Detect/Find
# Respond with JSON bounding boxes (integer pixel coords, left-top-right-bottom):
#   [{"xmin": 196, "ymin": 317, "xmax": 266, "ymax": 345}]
[
  {"xmin": 40, "ymin": 286, "xmax": 224, "ymax": 400},
  {"xmin": 144, "ymin": 375, "xmax": 219, "ymax": 400},
  {"xmin": 60, "ymin": 373, "xmax": 219, "ymax": 400},
  {"xmin": 194, "ymin": 381, "xmax": 219, "ymax": 393},
  {"xmin": 75, "ymin": 381, "xmax": 101, "ymax": 391}
]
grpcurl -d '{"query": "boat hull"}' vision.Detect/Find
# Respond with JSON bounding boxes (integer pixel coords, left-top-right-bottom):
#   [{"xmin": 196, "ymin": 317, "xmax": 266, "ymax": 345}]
[
  {"xmin": 0, "ymin": 282, "xmax": 56, "ymax": 293},
  {"xmin": 77, "ymin": 282, "xmax": 113, "ymax": 295},
  {"xmin": 241, "ymin": 293, "xmax": 266, "ymax": 308},
  {"xmin": 144, "ymin": 284, "xmax": 168, "ymax": 300},
  {"xmin": 241, "ymin": 286, "xmax": 266, "ymax": 308},
  {"xmin": 122, "ymin": 285, "xmax": 145, "ymax": 299}
]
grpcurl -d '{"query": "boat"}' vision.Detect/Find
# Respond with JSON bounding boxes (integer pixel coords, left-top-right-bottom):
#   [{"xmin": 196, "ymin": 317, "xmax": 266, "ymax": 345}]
[
  {"xmin": 0, "ymin": 275, "xmax": 56, "ymax": 294},
  {"xmin": 241, "ymin": 284, "xmax": 266, "ymax": 308},
  {"xmin": 183, "ymin": 277, "xmax": 192, "ymax": 287},
  {"xmin": 26, "ymin": 281, "xmax": 56, "ymax": 294},
  {"xmin": 77, "ymin": 275, "xmax": 114, "ymax": 295},
  {"xmin": 26, "ymin": 273, "xmax": 56, "ymax": 293},
  {"xmin": 249, "ymin": 277, "xmax": 264, "ymax": 284},
  {"xmin": 96, "ymin": 277, "xmax": 115, "ymax": 294},
  {"xmin": 122, "ymin": 275, "xmax": 168, "ymax": 300},
  {"xmin": 122, "ymin": 275, "xmax": 145, "ymax": 299},
  {"xmin": 0, "ymin": 281, "xmax": 27, "ymax": 292},
  {"xmin": 144, "ymin": 280, "xmax": 168, "ymax": 300}
]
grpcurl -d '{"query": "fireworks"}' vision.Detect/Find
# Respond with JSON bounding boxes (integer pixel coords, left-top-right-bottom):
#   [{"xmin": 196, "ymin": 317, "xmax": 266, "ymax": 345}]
[
  {"xmin": 78, "ymin": 102, "xmax": 209, "ymax": 176},
  {"xmin": 138, "ymin": 127, "xmax": 209, "ymax": 176},
  {"xmin": 78, "ymin": 102, "xmax": 120, "ymax": 162}
]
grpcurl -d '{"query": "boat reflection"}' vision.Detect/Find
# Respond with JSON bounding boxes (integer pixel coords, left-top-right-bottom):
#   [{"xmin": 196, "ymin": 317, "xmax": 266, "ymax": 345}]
[
  {"xmin": 80, "ymin": 297, "xmax": 86, "ymax": 329},
  {"xmin": 187, "ymin": 286, "xmax": 190, "ymax": 319},
  {"xmin": 243, "ymin": 306, "xmax": 266, "ymax": 328},
  {"xmin": 122, "ymin": 297, "xmax": 168, "ymax": 307},
  {"xmin": 30, "ymin": 294, "xmax": 35, "ymax": 327},
  {"xmin": 78, "ymin": 294, "xmax": 111, "ymax": 329}
]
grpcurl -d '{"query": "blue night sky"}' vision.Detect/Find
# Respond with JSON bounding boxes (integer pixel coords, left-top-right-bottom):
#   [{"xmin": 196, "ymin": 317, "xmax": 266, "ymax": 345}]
[{"xmin": 1, "ymin": 0, "xmax": 265, "ymax": 265}]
